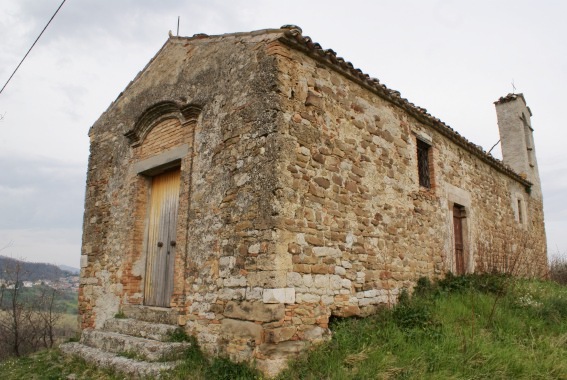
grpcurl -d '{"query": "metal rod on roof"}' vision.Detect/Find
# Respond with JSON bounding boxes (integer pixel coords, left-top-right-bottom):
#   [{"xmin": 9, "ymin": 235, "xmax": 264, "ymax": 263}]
[
  {"xmin": 488, "ymin": 140, "xmax": 501, "ymax": 155},
  {"xmin": 177, "ymin": 16, "xmax": 180, "ymax": 36}
]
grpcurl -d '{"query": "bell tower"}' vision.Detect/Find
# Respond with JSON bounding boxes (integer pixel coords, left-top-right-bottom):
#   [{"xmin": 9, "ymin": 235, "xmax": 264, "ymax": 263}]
[{"xmin": 495, "ymin": 93, "xmax": 542, "ymax": 198}]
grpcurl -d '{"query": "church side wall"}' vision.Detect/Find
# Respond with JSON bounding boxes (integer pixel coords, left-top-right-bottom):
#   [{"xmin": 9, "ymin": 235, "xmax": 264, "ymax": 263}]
[{"xmin": 264, "ymin": 41, "xmax": 547, "ymax": 353}]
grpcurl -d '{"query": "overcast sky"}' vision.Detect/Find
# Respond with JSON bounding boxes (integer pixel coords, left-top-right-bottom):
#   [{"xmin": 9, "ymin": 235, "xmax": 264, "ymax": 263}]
[{"xmin": 0, "ymin": 0, "xmax": 565, "ymax": 268}]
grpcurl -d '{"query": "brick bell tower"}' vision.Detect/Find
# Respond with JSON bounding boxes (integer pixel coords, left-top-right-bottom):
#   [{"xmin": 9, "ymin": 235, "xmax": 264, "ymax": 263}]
[{"xmin": 495, "ymin": 93, "xmax": 542, "ymax": 198}]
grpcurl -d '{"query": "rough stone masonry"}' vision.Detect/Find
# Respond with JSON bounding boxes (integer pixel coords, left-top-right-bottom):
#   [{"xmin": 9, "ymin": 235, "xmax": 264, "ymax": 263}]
[{"xmin": 77, "ymin": 26, "xmax": 547, "ymax": 376}]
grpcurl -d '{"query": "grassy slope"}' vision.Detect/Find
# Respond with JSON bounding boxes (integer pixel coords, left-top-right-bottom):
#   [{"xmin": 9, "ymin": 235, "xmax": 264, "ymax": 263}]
[
  {"xmin": 280, "ymin": 276, "xmax": 567, "ymax": 380},
  {"xmin": 2, "ymin": 275, "xmax": 566, "ymax": 380}
]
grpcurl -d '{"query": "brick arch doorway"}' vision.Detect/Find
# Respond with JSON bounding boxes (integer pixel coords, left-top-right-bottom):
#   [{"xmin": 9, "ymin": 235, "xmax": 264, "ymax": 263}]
[{"xmin": 144, "ymin": 168, "xmax": 181, "ymax": 307}]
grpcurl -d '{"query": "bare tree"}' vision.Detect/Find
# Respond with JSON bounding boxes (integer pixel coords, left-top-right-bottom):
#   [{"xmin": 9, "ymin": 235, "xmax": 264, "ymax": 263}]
[
  {"xmin": 37, "ymin": 286, "xmax": 62, "ymax": 348},
  {"xmin": 0, "ymin": 258, "xmax": 29, "ymax": 356},
  {"xmin": 0, "ymin": 256, "xmax": 64, "ymax": 359}
]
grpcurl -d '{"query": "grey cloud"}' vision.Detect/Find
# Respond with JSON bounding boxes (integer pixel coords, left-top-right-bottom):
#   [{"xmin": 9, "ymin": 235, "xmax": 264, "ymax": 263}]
[
  {"xmin": 0, "ymin": 154, "xmax": 85, "ymax": 230},
  {"xmin": 8, "ymin": 0, "xmax": 241, "ymax": 44}
]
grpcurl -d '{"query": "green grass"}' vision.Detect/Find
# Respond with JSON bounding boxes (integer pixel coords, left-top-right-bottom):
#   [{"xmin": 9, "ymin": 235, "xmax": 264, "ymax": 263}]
[
  {"xmin": 0, "ymin": 349, "xmax": 125, "ymax": 380},
  {"xmin": 1, "ymin": 275, "xmax": 567, "ymax": 379},
  {"xmin": 279, "ymin": 275, "xmax": 567, "ymax": 380}
]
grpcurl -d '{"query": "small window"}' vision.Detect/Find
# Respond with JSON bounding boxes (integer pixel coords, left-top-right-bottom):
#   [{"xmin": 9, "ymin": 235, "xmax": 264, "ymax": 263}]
[
  {"xmin": 517, "ymin": 199, "xmax": 524, "ymax": 224},
  {"xmin": 417, "ymin": 139, "xmax": 431, "ymax": 188}
]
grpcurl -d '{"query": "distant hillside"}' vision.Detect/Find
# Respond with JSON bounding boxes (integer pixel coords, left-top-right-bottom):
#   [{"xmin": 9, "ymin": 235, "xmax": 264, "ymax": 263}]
[
  {"xmin": 58, "ymin": 264, "xmax": 80, "ymax": 274},
  {"xmin": 0, "ymin": 256, "xmax": 72, "ymax": 282}
]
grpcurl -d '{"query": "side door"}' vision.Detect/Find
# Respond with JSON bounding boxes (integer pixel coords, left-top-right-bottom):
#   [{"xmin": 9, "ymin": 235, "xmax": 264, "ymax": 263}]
[{"xmin": 453, "ymin": 204, "xmax": 465, "ymax": 275}]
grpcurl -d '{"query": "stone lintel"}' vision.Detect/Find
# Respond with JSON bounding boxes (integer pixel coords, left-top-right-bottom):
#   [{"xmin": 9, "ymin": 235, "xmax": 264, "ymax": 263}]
[{"xmin": 133, "ymin": 144, "xmax": 189, "ymax": 175}]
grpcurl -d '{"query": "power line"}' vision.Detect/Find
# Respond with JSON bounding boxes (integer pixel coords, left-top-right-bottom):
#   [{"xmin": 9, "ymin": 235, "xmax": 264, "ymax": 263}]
[{"xmin": 0, "ymin": 0, "xmax": 67, "ymax": 96}]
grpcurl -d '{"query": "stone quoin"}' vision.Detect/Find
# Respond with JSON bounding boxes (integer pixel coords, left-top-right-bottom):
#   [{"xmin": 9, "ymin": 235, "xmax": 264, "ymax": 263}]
[{"xmin": 68, "ymin": 26, "xmax": 547, "ymax": 377}]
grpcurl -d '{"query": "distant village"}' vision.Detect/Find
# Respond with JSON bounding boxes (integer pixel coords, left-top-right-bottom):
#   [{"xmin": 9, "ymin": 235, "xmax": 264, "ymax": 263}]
[{"xmin": 0, "ymin": 275, "xmax": 79, "ymax": 292}]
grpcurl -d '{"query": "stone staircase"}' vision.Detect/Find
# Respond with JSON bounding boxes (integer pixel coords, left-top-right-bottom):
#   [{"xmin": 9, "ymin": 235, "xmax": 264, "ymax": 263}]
[{"xmin": 60, "ymin": 306, "xmax": 189, "ymax": 378}]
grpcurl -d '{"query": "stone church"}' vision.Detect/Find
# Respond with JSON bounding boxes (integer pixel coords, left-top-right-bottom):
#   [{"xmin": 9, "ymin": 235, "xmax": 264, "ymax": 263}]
[{"xmin": 66, "ymin": 26, "xmax": 547, "ymax": 376}]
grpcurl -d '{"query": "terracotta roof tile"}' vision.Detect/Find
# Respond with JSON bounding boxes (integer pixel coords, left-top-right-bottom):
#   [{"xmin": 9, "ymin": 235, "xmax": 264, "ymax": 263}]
[{"xmin": 494, "ymin": 93, "xmax": 526, "ymax": 105}]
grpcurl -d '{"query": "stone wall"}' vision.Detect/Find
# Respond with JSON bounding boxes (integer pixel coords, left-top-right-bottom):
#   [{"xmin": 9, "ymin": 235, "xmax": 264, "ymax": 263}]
[
  {"xmin": 80, "ymin": 32, "xmax": 284, "ymax": 332},
  {"xmin": 266, "ymin": 37, "xmax": 547, "ymax": 349}
]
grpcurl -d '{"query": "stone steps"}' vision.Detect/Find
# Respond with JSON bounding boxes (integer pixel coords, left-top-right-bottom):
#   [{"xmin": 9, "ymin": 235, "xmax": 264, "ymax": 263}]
[
  {"xmin": 122, "ymin": 304, "xmax": 178, "ymax": 325},
  {"xmin": 103, "ymin": 318, "xmax": 179, "ymax": 341},
  {"xmin": 60, "ymin": 313, "xmax": 189, "ymax": 378},
  {"xmin": 80, "ymin": 328, "xmax": 189, "ymax": 361},
  {"xmin": 60, "ymin": 342, "xmax": 180, "ymax": 379}
]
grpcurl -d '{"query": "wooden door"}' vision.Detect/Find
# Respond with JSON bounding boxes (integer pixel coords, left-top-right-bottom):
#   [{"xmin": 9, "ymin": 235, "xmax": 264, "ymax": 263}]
[
  {"xmin": 453, "ymin": 205, "xmax": 465, "ymax": 275},
  {"xmin": 144, "ymin": 169, "xmax": 181, "ymax": 307}
]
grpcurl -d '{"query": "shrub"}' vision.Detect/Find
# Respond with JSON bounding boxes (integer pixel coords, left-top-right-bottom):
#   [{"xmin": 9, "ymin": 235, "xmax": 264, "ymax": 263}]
[
  {"xmin": 393, "ymin": 289, "xmax": 438, "ymax": 333},
  {"xmin": 414, "ymin": 276, "xmax": 435, "ymax": 297},
  {"xmin": 438, "ymin": 272, "xmax": 508, "ymax": 296},
  {"xmin": 549, "ymin": 255, "xmax": 567, "ymax": 285}
]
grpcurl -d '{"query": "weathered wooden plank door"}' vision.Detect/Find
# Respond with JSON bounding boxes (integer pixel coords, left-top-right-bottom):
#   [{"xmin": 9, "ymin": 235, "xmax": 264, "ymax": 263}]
[
  {"xmin": 453, "ymin": 205, "xmax": 465, "ymax": 275},
  {"xmin": 144, "ymin": 169, "xmax": 181, "ymax": 307}
]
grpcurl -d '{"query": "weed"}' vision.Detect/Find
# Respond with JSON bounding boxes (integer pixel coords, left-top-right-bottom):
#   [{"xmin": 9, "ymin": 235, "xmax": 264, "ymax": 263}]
[
  {"xmin": 66, "ymin": 333, "xmax": 80, "ymax": 343},
  {"xmin": 180, "ymin": 340, "xmax": 205, "ymax": 363},
  {"xmin": 166, "ymin": 327, "xmax": 191, "ymax": 342},
  {"xmin": 113, "ymin": 310, "xmax": 126, "ymax": 319}
]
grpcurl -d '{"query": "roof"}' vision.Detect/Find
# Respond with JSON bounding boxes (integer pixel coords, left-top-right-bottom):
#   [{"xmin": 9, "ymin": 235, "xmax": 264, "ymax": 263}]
[
  {"xmin": 274, "ymin": 26, "xmax": 532, "ymax": 188},
  {"xmin": 132, "ymin": 26, "xmax": 534, "ymax": 189}
]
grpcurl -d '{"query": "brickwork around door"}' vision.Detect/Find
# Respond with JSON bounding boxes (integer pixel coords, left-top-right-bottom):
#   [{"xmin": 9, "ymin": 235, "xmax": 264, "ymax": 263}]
[{"xmin": 121, "ymin": 117, "xmax": 194, "ymax": 309}]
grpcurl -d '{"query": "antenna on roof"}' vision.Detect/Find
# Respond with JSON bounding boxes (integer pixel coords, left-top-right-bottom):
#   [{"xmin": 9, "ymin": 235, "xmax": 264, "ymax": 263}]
[
  {"xmin": 511, "ymin": 79, "xmax": 516, "ymax": 94},
  {"xmin": 177, "ymin": 16, "xmax": 180, "ymax": 36}
]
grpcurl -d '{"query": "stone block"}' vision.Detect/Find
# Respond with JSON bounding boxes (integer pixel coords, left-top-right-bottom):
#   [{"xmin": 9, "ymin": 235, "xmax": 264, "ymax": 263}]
[
  {"xmin": 221, "ymin": 318, "xmax": 263, "ymax": 343},
  {"xmin": 223, "ymin": 300, "xmax": 285, "ymax": 322},
  {"xmin": 263, "ymin": 288, "xmax": 296, "ymax": 304},
  {"xmin": 334, "ymin": 305, "xmax": 361, "ymax": 317},
  {"xmin": 248, "ymin": 243, "xmax": 261, "ymax": 254},
  {"xmin": 245, "ymin": 287, "xmax": 263, "ymax": 300},
  {"xmin": 287, "ymin": 272, "xmax": 303, "ymax": 287},
  {"xmin": 303, "ymin": 326, "xmax": 329, "ymax": 342},
  {"xmin": 258, "ymin": 340, "xmax": 306, "ymax": 358},
  {"xmin": 265, "ymin": 326, "xmax": 296, "ymax": 343},
  {"xmin": 321, "ymin": 295, "xmax": 334, "ymax": 305},
  {"xmin": 313, "ymin": 275, "xmax": 329, "ymax": 289},
  {"xmin": 313, "ymin": 247, "xmax": 341, "ymax": 257},
  {"xmin": 223, "ymin": 276, "xmax": 247, "ymax": 287},
  {"xmin": 302, "ymin": 274, "xmax": 313, "ymax": 287}
]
